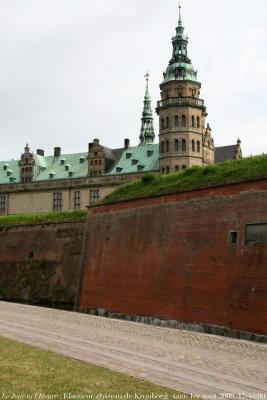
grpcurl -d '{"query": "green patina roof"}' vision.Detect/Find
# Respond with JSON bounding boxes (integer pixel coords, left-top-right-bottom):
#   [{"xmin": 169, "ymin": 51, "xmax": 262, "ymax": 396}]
[
  {"xmin": 0, "ymin": 152, "xmax": 88, "ymax": 185},
  {"xmin": 162, "ymin": 5, "xmax": 199, "ymax": 84},
  {"xmin": 106, "ymin": 144, "xmax": 159, "ymax": 176}
]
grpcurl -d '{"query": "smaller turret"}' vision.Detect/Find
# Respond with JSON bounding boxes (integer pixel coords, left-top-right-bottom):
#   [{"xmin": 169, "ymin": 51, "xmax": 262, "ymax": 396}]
[{"xmin": 139, "ymin": 73, "xmax": 155, "ymax": 146}]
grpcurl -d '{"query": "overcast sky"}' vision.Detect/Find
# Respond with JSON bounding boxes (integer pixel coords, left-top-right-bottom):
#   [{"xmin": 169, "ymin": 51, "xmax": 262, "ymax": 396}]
[{"xmin": 0, "ymin": 0, "xmax": 266, "ymax": 160}]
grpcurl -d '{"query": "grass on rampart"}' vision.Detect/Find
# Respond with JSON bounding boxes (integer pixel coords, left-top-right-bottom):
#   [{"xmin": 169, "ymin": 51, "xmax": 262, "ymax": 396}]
[
  {"xmin": 102, "ymin": 155, "xmax": 267, "ymax": 204},
  {"xmin": 0, "ymin": 209, "xmax": 87, "ymax": 226},
  {"xmin": 0, "ymin": 337, "xmax": 183, "ymax": 398}
]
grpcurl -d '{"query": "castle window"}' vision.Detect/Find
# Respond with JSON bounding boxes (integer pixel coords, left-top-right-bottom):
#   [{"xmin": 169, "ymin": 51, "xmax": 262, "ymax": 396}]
[
  {"xmin": 175, "ymin": 165, "xmax": 179, "ymax": 172},
  {"xmin": 192, "ymin": 116, "xmax": 195, "ymax": 127},
  {"xmin": 94, "ymin": 152, "xmax": 98, "ymax": 157},
  {"xmin": 192, "ymin": 140, "xmax": 195, "ymax": 152},
  {"xmin": 95, "ymin": 160, "xmax": 98, "ymax": 166},
  {"xmin": 166, "ymin": 166, "xmax": 170, "ymax": 174},
  {"xmin": 197, "ymin": 141, "xmax": 201, "ymax": 152},
  {"xmin": 182, "ymin": 115, "xmax": 186, "ymax": 127},
  {"xmin": 166, "ymin": 140, "xmax": 170, "ymax": 152},
  {"xmin": 74, "ymin": 191, "xmax": 81, "ymax": 210},
  {"xmin": 162, "ymin": 167, "xmax": 165, "ymax": 174},
  {"xmin": 53, "ymin": 192, "xmax": 63, "ymax": 211},
  {"xmin": 132, "ymin": 159, "xmax": 138, "ymax": 165},
  {"xmin": 229, "ymin": 231, "xmax": 239, "ymax": 247},
  {"xmin": 60, "ymin": 159, "xmax": 65, "ymax": 165},
  {"xmin": 175, "ymin": 139, "xmax": 179, "ymax": 152},
  {"xmin": 90, "ymin": 189, "xmax": 100, "ymax": 205},
  {"xmin": 99, "ymin": 160, "xmax": 102, "ymax": 165},
  {"xmin": 126, "ymin": 153, "xmax": 132, "ymax": 159},
  {"xmin": 182, "ymin": 139, "xmax": 186, "ymax": 152},
  {"xmin": 197, "ymin": 117, "xmax": 200, "ymax": 128},
  {"xmin": 0, "ymin": 195, "xmax": 7, "ymax": 215},
  {"xmin": 245, "ymin": 224, "xmax": 267, "ymax": 245},
  {"xmin": 161, "ymin": 118, "xmax": 164, "ymax": 129},
  {"xmin": 174, "ymin": 115, "xmax": 179, "ymax": 127},
  {"xmin": 182, "ymin": 165, "xmax": 186, "ymax": 170},
  {"xmin": 161, "ymin": 142, "xmax": 165, "ymax": 154},
  {"xmin": 166, "ymin": 117, "xmax": 170, "ymax": 128},
  {"xmin": 90, "ymin": 160, "xmax": 93, "ymax": 166}
]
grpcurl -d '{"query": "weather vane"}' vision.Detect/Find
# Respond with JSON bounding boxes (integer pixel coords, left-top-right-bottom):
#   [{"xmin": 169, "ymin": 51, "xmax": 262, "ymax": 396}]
[{"xmin": 144, "ymin": 71, "xmax": 150, "ymax": 83}]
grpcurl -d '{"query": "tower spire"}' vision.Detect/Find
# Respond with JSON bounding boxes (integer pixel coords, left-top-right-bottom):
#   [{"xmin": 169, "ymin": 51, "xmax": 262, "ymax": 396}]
[
  {"xmin": 139, "ymin": 72, "xmax": 155, "ymax": 146},
  {"xmin": 178, "ymin": 0, "xmax": 182, "ymax": 25}
]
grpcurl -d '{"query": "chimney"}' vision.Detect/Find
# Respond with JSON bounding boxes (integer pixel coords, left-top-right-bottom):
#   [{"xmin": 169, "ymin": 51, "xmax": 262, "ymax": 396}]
[
  {"xmin": 54, "ymin": 147, "xmax": 61, "ymax": 157},
  {"xmin": 89, "ymin": 142, "xmax": 94, "ymax": 152},
  {"xmin": 37, "ymin": 149, "xmax": 44, "ymax": 156},
  {"xmin": 93, "ymin": 138, "xmax": 100, "ymax": 145},
  {"xmin": 124, "ymin": 138, "xmax": 130, "ymax": 149}
]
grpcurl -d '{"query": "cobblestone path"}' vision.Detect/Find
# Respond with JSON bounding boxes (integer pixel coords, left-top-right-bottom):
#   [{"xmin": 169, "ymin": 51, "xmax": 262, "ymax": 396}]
[{"xmin": 0, "ymin": 302, "xmax": 266, "ymax": 399}]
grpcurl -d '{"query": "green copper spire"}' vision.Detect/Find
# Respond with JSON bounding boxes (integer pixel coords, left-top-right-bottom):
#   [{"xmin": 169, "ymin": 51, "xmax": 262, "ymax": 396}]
[
  {"xmin": 139, "ymin": 73, "xmax": 155, "ymax": 146},
  {"xmin": 163, "ymin": 1, "xmax": 199, "ymax": 84}
]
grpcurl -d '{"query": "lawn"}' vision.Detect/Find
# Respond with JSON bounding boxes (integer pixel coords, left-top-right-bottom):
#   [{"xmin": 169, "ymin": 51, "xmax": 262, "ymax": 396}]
[
  {"xmin": 0, "ymin": 337, "xmax": 187, "ymax": 399},
  {"xmin": 102, "ymin": 155, "xmax": 267, "ymax": 204},
  {"xmin": 0, "ymin": 210, "xmax": 87, "ymax": 227}
]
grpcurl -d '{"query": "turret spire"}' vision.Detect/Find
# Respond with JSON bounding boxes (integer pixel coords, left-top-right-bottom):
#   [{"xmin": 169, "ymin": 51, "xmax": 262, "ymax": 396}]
[
  {"xmin": 139, "ymin": 73, "xmax": 155, "ymax": 146},
  {"xmin": 178, "ymin": 0, "xmax": 182, "ymax": 25}
]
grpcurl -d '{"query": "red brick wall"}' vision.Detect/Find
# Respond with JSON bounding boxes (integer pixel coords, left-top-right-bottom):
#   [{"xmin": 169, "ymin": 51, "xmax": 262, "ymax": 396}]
[{"xmin": 80, "ymin": 180, "xmax": 267, "ymax": 336}]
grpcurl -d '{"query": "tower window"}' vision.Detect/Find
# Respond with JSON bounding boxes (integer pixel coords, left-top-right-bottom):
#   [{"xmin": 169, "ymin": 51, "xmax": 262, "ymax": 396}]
[
  {"xmin": 175, "ymin": 139, "xmax": 179, "ymax": 152},
  {"xmin": 182, "ymin": 115, "xmax": 186, "ymax": 127},
  {"xmin": 192, "ymin": 116, "xmax": 195, "ymax": 127},
  {"xmin": 161, "ymin": 142, "xmax": 165, "ymax": 154},
  {"xmin": 192, "ymin": 140, "xmax": 195, "ymax": 152},
  {"xmin": 197, "ymin": 117, "xmax": 200, "ymax": 128},
  {"xmin": 166, "ymin": 140, "xmax": 170, "ymax": 152},
  {"xmin": 161, "ymin": 167, "xmax": 165, "ymax": 174},
  {"xmin": 166, "ymin": 166, "xmax": 170, "ymax": 174},
  {"xmin": 161, "ymin": 118, "xmax": 164, "ymax": 129},
  {"xmin": 182, "ymin": 139, "xmax": 186, "ymax": 152},
  {"xmin": 174, "ymin": 115, "xmax": 179, "ymax": 127},
  {"xmin": 175, "ymin": 165, "xmax": 179, "ymax": 172},
  {"xmin": 197, "ymin": 141, "xmax": 201, "ymax": 152},
  {"xmin": 166, "ymin": 116, "xmax": 170, "ymax": 128},
  {"xmin": 182, "ymin": 165, "xmax": 187, "ymax": 170}
]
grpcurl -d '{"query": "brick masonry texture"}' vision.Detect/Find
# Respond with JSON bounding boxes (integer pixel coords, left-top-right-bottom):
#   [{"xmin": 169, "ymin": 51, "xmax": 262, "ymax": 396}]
[
  {"xmin": 0, "ymin": 221, "xmax": 85, "ymax": 307},
  {"xmin": 80, "ymin": 179, "xmax": 267, "ymax": 336}
]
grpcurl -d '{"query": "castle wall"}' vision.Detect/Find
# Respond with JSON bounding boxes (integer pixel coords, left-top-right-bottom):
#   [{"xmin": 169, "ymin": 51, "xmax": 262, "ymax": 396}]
[
  {"xmin": 79, "ymin": 179, "xmax": 267, "ymax": 337},
  {"xmin": 0, "ymin": 221, "xmax": 85, "ymax": 307}
]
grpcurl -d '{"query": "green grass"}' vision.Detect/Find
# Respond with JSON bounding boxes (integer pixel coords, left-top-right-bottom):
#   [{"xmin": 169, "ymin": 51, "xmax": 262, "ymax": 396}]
[
  {"xmin": 102, "ymin": 155, "xmax": 267, "ymax": 204},
  {"xmin": 0, "ymin": 210, "xmax": 87, "ymax": 226},
  {"xmin": 0, "ymin": 337, "xmax": 185, "ymax": 399}
]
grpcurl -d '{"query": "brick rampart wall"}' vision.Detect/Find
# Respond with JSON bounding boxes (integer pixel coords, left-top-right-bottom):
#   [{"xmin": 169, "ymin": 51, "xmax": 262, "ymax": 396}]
[
  {"xmin": 80, "ymin": 180, "xmax": 267, "ymax": 336},
  {"xmin": 0, "ymin": 221, "xmax": 85, "ymax": 307}
]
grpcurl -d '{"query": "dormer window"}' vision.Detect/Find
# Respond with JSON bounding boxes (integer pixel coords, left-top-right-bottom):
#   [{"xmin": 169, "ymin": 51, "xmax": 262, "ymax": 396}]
[
  {"xmin": 3, "ymin": 163, "xmax": 9, "ymax": 171},
  {"xmin": 126, "ymin": 153, "xmax": 132, "ymax": 159},
  {"xmin": 60, "ymin": 158, "xmax": 66, "ymax": 165},
  {"xmin": 116, "ymin": 167, "xmax": 123, "ymax": 173},
  {"xmin": 147, "ymin": 150, "xmax": 153, "ymax": 157},
  {"xmin": 50, "ymin": 172, "xmax": 56, "ymax": 179},
  {"xmin": 65, "ymin": 164, "xmax": 70, "ymax": 171},
  {"xmin": 80, "ymin": 156, "xmax": 86, "ymax": 164},
  {"xmin": 68, "ymin": 171, "xmax": 74, "ymax": 177},
  {"xmin": 132, "ymin": 159, "xmax": 138, "ymax": 165},
  {"xmin": 137, "ymin": 165, "xmax": 144, "ymax": 171}
]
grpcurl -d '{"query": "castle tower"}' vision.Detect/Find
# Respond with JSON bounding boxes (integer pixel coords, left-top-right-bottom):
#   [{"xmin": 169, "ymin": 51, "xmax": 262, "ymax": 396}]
[
  {"xmin": 19, "ymin": 143, "xmax": 35, "ymax": 183},
  {"xmin": 156, "ymin": 2, "xmax": 214, "ymax": 173},
  {"xmin": 139, "ymin": 73, "xmax": 155, "ymax": 146}
]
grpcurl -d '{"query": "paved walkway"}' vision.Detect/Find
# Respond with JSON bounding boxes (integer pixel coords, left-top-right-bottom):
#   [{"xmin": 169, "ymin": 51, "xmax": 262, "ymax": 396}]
[{"xmin": 0, "ymin": 302, "xmax": 266, "ymax": 399}]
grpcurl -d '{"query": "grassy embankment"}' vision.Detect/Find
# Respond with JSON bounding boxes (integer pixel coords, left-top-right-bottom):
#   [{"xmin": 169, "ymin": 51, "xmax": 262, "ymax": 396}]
[
  {"xmin": 102, "ymin": 155, "xmax": 267, "ymax": 204},
  {"xmin": 0, "ymin": 337, "xmax": 184, "ymax": 399},
  {"xmin": 0, "ymin": 210, "xmax": 87, "ymax": 226}
]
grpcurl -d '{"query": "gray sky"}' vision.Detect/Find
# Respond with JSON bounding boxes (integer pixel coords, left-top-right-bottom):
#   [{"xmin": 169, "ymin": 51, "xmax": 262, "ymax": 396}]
[{"xmin": 0, "ymin": 0, "xmax": 266, "ymax": 160}]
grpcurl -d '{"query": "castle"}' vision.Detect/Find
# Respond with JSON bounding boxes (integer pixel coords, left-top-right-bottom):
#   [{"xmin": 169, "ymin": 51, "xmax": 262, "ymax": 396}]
[{"xmin": 0, "ymin": 4, "xmax": 242, "ymax": 216}]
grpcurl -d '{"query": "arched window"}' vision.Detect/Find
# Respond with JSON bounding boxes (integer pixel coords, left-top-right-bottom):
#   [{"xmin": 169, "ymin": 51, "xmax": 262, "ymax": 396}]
[
  {"xmin": 161, "ymin": 142, "xmax": 165, "ymax": 153},
  {"xmin": 192, "ymin": 116, "xmax": 195, "ymax": 127},
  {"xmin": 182, "ymin": 115, "xmax": 186, "ymax": 127},
  {"xmin": 162, "ymin": 167, "xmax": 165, "ymax": 174},
  {"xmin": 175, "ymin": 165, "xmax": 179, "ymax": 172},
  {"xmin": 166, "ymin": 166, "xmax": 170, "ymax": 174},
  {"xmin": 182, "ymin": 139, "xmax": 186, "ymax": 152},
  {"xmin": 182, "ymin": 165, "xmax": 187, "ymax": 170},
  {"xmin": 197, "ymin": 141, "xmax": 200, "ymax": 152},
  {"xmin": 161, "ymin": 118, "xmax": 164, "ymax": 129},
  {"xmin": 166, "ymin": 116, "xmax": 170, "ymax": 128},
  {"xmin": 166, "ymin": 140, "xmax": 170, "ymax": 152},
  {"xmin": 174, "ymin": 115, "xmax": 179, "ymax": 127},
  {"xmin": 197, "ymin": 117, "xmax": 200, "ymax": 128},
  {"xmin": 175, "ymin": 139, "xmax": 179, "ymax": 151},
  {"xmin": 192, "ymin": 140, "xmax": 195, "ymax": 152}
]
